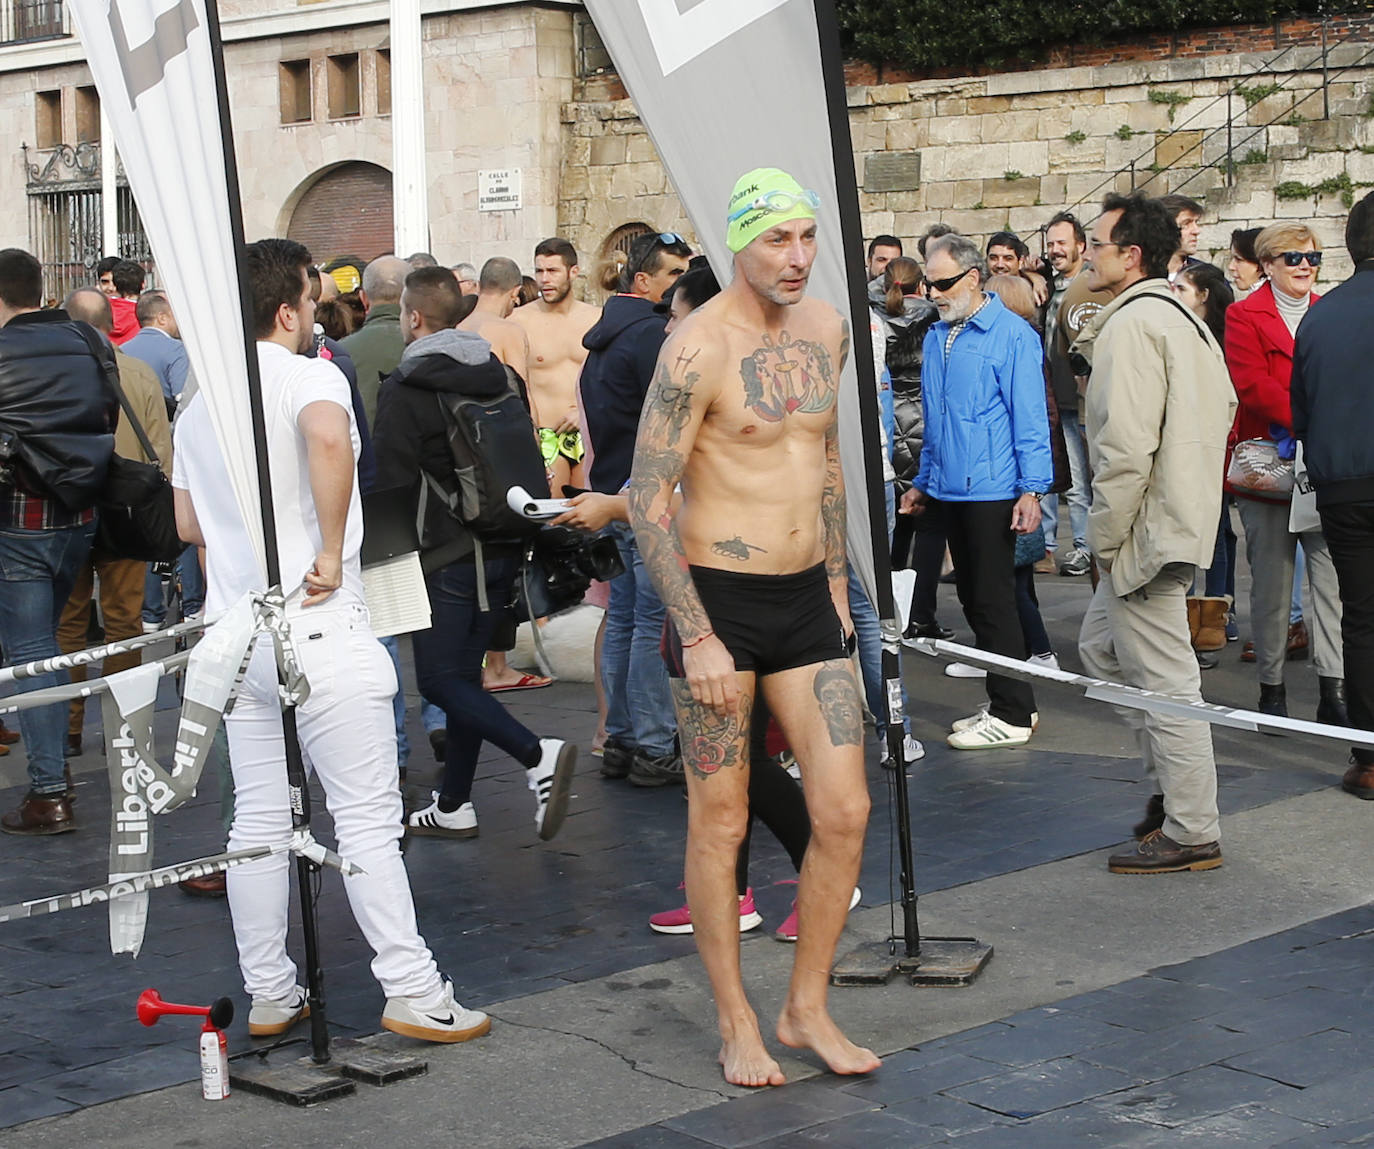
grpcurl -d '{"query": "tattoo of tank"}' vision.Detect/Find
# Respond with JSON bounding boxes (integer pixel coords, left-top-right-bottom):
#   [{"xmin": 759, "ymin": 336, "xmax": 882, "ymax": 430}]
[
  {"xmin": 740, "ymin": 331, "xmax": 837, "ymax": 423},
  {"xmin": 671, "ymin": 679, "xmax": 754, "ymax": 779},
  {"xmin": 813, "ymin": 661, "xmax": 863, "ymax": 747},
  {"xmin": 711, "ymin": 537, "xmax": 767, "ymax": 562}
]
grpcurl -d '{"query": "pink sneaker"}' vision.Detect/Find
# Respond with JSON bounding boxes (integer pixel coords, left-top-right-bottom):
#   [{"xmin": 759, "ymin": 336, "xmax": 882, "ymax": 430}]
[
  {"xmin": 649, "ymin": 888, "xmax": 763, "ymax": 935},
  {"xmin": 773, "ymin": 886, "xmax": 862, "ymax": 943}
]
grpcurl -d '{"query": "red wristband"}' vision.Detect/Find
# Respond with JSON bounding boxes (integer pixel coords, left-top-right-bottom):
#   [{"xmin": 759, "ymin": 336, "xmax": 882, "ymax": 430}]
[{"xmin": 681, "ymin": 630, "xmax": 714, "ymax": 650}]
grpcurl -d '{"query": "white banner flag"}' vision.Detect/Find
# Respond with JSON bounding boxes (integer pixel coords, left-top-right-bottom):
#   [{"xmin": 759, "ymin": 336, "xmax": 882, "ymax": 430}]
[
  {"xmin": 582, "ymin": 0, "xmax": 881, "ymax": 604},
  {"xmin": 67, "ymin": 0, "xmax": 266, "ymax": 580}
]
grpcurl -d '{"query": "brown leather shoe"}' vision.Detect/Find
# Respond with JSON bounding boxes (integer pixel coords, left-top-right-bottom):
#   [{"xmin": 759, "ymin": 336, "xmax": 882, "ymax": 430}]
[
  {"xmin": 1240, "ymin": 640, "xmax": 1256, "ymax": 663},
  {"xmin": 0, "ymin": 721, "xmax": 19, "ymax": 745},
  {"xmin": 1108, "ymin": 829, "xmax": 1221, "ymax": 874},
  {"xmin": 1341, "ymin": 761, "xmax": 1374, "ymax": 800},
  {"xmin": 1132, "ymin": 793, "xmax": 1166, "ymax": 840},
  {"xmin": 178, "ymin": 872, "xmax": 228, "ymax": 897},
  {"xmin": 1033, "ymin": 553, "xmax": 1056, "ymax": 575},
  {"xmin": 1, "ymin": 792, "xmax": 76, "ymax": 836},
  {"xmin": 1287, "ymin": 619, "xmax": 1310, "ymax": 661}
]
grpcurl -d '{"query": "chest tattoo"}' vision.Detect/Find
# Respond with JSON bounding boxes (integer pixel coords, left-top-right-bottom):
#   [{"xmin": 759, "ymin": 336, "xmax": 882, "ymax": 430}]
[{"xmin": 739, "ymin": 331, "xmax": 836, "ymax": 423}]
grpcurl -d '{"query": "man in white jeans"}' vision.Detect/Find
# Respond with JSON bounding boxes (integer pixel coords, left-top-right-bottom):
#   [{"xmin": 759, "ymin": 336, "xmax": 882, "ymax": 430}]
[{"xmin": 172, "ymin": 238, "xmax": 487, "ymax": 1043}]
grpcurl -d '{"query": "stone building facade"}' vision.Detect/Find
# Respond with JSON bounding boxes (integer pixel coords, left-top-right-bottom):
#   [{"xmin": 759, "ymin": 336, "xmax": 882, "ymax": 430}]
[{"xmin": 2, "ymin": 1, "xmax": 1372, "ymax": 297}]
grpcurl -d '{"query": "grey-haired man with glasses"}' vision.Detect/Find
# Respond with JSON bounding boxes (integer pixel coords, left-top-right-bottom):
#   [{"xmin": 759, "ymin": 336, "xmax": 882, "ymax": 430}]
[{"xmin": 898, "ymin": 233, "xmax": 1052, "ymax": 751}]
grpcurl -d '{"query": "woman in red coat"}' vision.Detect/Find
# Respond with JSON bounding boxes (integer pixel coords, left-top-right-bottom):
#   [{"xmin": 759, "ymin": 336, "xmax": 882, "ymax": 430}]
[{"xmin": 1224, "ymin": 222, "xmax": 1345, "ymax": 725}]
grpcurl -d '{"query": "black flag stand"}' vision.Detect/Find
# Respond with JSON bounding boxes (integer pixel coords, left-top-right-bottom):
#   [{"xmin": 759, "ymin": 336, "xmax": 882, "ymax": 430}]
[
  {"xmin": 202, "ymin": 1, "xmax": 332, "ymax": 1060},
  {"xmin": 813, "ymin": 0, "xmax": 991, "ymax": 988}
]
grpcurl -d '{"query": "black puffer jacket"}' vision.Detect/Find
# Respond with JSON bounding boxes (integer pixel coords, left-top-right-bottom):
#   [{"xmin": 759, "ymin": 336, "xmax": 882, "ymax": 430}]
[
  {"xmin": 0, "ymin": 310, "xmax": 117, "ymax": 511},
  {"xmin": 882, "ymin": 296, "xmax": 937, "ymax": 488}
]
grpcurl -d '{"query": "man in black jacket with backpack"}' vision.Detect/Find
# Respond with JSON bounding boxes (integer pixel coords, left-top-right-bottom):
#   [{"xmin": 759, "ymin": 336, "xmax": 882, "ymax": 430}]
[
  {"xmin": 371, "ymin": 266, "xmax": 577, "ymax": 841},
  {"xmin": 0, "ymin": 249, "xmax": 117, "ymax": 835}
]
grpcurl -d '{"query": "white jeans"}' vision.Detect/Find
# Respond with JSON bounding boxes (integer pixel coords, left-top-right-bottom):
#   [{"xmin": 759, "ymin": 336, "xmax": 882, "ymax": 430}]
[{"xmin": 225, "ymin": 602, "xmax": 440, "ymax": 1004}]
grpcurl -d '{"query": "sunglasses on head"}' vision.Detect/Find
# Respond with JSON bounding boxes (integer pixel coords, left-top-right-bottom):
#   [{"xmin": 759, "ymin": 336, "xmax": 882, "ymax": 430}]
[
  {"xmin": 921, "ymin": 266, "xmax": 974, "ymax": 293},
  {"xmin": 656, "ymin": 232, "xmax": 686, "ymax": 246},
  {"xmin": 1279, "ymin": 250, "xmax": 1321, "ymax": 267}
]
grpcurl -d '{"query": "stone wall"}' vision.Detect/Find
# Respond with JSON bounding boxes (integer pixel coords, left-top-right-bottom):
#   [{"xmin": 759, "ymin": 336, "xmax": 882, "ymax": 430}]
[{"xmin": 559, "ymin": 44, "xmax": 1374, "ymax": 283}]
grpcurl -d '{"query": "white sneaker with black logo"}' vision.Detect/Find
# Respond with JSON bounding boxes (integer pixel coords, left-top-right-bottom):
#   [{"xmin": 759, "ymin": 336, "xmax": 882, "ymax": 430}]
[
  {"xmin": 248, "ymin": 984, "xmax": 310, "ymax": 1037},
  {"xmin": 946, "ymin": 711, "xmax": 1033, "ymax": 750},
  {"xmin": 527, "ymin": 738, "xmax": 577, "ymax": 841},
  {"xmin": 407, "ymin": 793, "xmax": 478, "ymax": 838},
  {"xmin": 382, "ymin": 978, "xmax": 491, "ymax": 1044}
]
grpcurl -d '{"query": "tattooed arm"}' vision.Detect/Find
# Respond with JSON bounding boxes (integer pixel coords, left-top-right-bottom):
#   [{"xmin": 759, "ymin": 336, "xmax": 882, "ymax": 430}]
[
  {"xmin": 628, "ymin": 332, "xmax": 737, "ymax": 715},
  {"xmin": 823, "ymin": 318, "xmax": 853, "ymax": 637}
]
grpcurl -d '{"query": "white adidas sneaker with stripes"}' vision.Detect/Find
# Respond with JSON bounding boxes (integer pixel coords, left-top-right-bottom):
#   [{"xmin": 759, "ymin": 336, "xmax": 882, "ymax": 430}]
[{"xmin": 946, "ymin": 710, "xmax": 1033, "ymax": 750}]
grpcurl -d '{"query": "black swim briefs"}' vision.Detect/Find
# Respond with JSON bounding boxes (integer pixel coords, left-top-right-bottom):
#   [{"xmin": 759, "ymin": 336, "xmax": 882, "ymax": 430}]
[{"xmin": 662, "ymin": 562, "xmax": 846, "ymax": 678}]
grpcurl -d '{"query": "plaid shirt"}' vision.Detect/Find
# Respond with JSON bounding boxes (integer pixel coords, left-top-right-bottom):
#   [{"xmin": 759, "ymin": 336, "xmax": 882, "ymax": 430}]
[
  {"xmin": 0, "ymin": 483, "xmax": 94, "ymax": 530},
  {"xmin": 943, "ymin": 294, "xmax": 991, "ymax": 361}
]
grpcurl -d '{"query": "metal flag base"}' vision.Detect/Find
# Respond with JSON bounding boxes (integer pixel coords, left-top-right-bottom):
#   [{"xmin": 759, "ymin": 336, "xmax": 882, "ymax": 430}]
[
  {"xmin": 831, "ymin": 937, "xmax": 994, "ymax": 988},
  {"xmin": 230, "ymin": 1034, "xmax": 428, "ymax": 1104},
  {"xmin": 230, "ymin": 1056, "xmax": 355, "ymax": 1106}
]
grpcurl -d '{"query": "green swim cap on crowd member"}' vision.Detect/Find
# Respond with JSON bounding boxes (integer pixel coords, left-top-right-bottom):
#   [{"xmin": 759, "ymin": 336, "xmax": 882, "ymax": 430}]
[{"xmin": 725, "ymin": 167, "xmax": 820, "ymax": 253}]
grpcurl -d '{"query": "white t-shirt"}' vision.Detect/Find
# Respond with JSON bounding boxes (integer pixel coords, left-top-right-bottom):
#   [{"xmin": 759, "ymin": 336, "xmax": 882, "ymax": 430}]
[{"xmin": 172, "ymin": 341, "xmax": 364, "ymax": 617}]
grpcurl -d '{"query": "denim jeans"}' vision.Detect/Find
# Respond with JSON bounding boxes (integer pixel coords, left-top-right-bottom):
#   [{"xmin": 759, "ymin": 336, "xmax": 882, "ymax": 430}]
[
  {"xmin": 142, "ymin": 544, "xmax": 205, "ymax": 625},
  {"xmin": 602, "ymin": 523, "xmax": 676, "ymax": 757},
  {"xmin": 0, "ymin": 522, "xmax": 95, "ymax": 793},
  {"xmin": 411, "ymin": 557, "xmax": 540, "ymax": 806},
  {"xmin": 847, "ymin": 560, "xmax": 910, "ymax": 741},
  {"xmin": 1043, "ymin": 411, "xmax": 1090, "ymax": 553},
  {"xmin": 379, "ymin": 635, "xmax": 411, "ymax": 768}
]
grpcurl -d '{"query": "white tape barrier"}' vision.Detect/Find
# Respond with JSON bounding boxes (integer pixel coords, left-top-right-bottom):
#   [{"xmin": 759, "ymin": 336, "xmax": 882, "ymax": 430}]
[
  {"xmin": 907, "ymin": 636, "xmax": 1374, "ymax": 750},
  {"xmin": 0, "ymin": 831, "xmax": 362, "ymax": 925},
  {"xmin": 0, "ymin": 618, "xmax": 204, "ymax": 687}
]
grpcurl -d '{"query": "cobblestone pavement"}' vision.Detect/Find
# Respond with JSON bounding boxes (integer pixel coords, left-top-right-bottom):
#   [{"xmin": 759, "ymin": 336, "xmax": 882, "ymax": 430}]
[{"xmin": 1, "ymin": 562, "xmax": 1371, "ymax": 1146}]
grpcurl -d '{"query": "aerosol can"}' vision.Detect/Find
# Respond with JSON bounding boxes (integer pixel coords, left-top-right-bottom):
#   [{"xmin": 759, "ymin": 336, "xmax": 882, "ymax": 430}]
[{"xmin": 199, "ymin": 1019, "xmax": 230, "ymax": 1100}]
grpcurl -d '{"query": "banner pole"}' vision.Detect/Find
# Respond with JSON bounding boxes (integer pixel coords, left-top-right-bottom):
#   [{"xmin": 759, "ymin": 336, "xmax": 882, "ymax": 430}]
[
  {"xmin": 201, "ymin": 0, "xmax": 332, "ymax": 1062},
  {"xmin": 812, "ymin": 0, "xmax": 991, "ymax": 988}
]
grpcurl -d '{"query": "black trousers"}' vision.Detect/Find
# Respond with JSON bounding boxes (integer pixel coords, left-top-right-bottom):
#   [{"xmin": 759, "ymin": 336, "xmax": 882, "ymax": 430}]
[
  {"xmin": 1318, "ymin": 501, "xmax": 1374, "ymax": 765},
  {"xmin": 894, "ymin": 497, "xmax": 948, "ymax": 628},
  {"xmin": 944, "ymin": 498, "xmax": 1037, "ymax": 726},
  {"xmin": 737, "ymin": 693, "xmax": 809, "ymax": 893}
]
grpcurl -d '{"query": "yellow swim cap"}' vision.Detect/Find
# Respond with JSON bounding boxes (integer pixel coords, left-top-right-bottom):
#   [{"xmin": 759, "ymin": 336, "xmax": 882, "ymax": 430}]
[{"xmin": 725, "ymin": 167, "xmax": 820, "ymax": 253}]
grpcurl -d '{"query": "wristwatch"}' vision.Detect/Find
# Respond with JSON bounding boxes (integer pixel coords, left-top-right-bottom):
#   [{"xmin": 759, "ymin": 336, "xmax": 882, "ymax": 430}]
[{"xmin": 1029, "ymin": 491, "xmax": 1045, "ymax": 502}]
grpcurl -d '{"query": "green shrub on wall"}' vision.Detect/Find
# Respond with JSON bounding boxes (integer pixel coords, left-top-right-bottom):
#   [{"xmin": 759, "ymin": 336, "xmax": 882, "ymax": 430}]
[{"xmin": 835, "ymin": 1, "xmax": 1362, "ymax": 72}]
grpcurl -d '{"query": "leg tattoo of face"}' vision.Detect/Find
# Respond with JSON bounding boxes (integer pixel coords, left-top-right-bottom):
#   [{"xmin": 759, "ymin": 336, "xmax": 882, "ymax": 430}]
[
  {"xmin": 672, "ymin": 678, "xmax": 754, "ymax": 779},
  {"xmin": 813, "ymin": 662, "xmax": 863, "ymax": 748}
]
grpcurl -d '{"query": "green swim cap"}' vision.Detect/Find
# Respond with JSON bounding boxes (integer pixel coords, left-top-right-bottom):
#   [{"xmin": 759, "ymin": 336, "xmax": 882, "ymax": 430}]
[{"xmin": 725, "ymin": 167, "xmax": 820, "ymax": 253}]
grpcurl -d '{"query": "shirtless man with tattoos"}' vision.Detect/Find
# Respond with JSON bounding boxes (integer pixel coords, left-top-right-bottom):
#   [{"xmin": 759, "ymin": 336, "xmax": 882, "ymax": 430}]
[
  {"xmin": 510, "ymin": 238, "xmax": 600, "ymax": 493},
  {"xmin": 628, "ymin": 168, "xmax": 880, "ymax": 1087}
]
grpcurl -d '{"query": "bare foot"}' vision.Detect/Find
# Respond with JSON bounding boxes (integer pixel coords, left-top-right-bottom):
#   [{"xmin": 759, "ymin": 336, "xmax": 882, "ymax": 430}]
[
  {"xmin": 777, "ymin": 1005, "xmax": 880, "ymax": 1076},
  {"xmin": 718, "ymin": 1030, "xmax": 786, "ymax": 1088}
]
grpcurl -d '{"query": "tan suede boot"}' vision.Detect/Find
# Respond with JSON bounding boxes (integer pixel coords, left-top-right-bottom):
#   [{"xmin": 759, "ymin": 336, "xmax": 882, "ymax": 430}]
[{"xmin": 1193, "ymin": 597, "xmax": 1230, "ymax": 652}]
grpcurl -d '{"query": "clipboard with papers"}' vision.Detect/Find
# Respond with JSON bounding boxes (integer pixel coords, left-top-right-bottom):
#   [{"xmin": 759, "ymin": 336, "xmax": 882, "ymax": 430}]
[{"xmin": 360, "ymin": 487, "xmax": 430, "ymax": 638}]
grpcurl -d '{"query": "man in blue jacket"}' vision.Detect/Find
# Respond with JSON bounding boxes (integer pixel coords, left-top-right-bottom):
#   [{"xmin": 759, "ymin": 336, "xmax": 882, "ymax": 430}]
[
  {"xmin": 899, "ymin": 233, "xmax": 1052, "ymax": 749},
  {"xmin": 1293, "ymin": 190, "xmax": 1374, "ymax": 801}
]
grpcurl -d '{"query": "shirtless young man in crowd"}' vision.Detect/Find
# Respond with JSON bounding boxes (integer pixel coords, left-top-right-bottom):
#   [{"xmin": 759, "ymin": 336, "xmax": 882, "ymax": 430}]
[
  {"xmin": 458, "ymin": 256, "xmax": 529, "ymax": 384},
  {"xmin": 510, "ymin": 238, "xmax": 600, "ymax": 494},
  {"xmin": 628, "ymin": 168, "xmax": 879, "ymax": 1087}
]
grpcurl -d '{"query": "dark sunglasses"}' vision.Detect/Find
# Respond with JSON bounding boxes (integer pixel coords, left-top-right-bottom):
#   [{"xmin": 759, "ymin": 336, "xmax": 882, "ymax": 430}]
[
  {"xmin": 1279, "ymin": 250, "xmax": 1321, "ymax": 267},
  {"xmin": 921, "ymin": 266, "xmax": 974, "ymax": 293}
]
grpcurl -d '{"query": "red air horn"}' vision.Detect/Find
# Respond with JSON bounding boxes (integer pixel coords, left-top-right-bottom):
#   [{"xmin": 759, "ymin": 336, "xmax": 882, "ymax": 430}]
[
  {"xmin": 137, "ymin": 988, "xmax": 235, "ymax": 1031},
  {"xmin": 136, "ymin": 989, "xmax": 235, "ymax": 1100}
]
